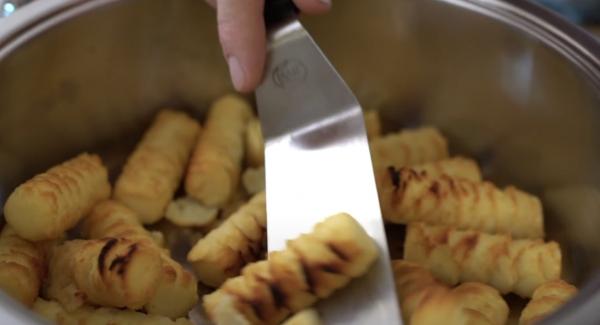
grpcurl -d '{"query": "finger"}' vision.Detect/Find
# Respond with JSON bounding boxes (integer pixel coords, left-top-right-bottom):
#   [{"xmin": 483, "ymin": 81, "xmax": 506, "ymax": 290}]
[
  {"xmin": 217, "ymin": 0, "xmax": 266, "ymax": 93},
  {"xmin": 205, "ymin": 0, "xmax": 216, "ymax": 8},
  {"xmin": 292, "ymin": 0, "xmax": 331, "ymax": 15}
]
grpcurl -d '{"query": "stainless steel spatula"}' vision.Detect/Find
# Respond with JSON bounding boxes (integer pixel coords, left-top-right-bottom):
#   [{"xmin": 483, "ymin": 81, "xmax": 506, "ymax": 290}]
[{"xmin": 256, "ymin": 1, "xmax": 401, "ymax": 323}]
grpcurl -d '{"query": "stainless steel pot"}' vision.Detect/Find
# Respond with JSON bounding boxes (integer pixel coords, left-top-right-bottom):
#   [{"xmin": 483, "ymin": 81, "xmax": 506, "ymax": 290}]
[{"xmin": 0, "ymin": 0, "xmax": 600, "ymax": 324}]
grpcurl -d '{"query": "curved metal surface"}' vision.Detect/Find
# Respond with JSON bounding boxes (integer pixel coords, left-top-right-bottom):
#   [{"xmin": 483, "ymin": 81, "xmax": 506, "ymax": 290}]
[
  {"xmin": 0, "ymin": 0, "xmax": 599, "ymax": 324},
  {"xmin": 0, "ymin": 0, "xmax": 117, "ymax": 59},
  {"xmin": 443, "ymin": 0, "xmax": 600, "ymax": 86},
  {"xmin": 0, "ymin": 0, "xmax": 33, "ymax": 18}
]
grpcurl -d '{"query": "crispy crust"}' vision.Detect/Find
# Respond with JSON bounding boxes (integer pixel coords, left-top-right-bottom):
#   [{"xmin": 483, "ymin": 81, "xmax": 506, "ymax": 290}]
[
  {"xmin": 185, "ymin": 95, "xmax": 252, "ymax": 207},
  {"xmin": 84, "ymin": 200, "xmax": 198, "ymax": 318},
  {"xmin": 369, "ymin": 127, "xmax": 448, "ymax": 169},
  {"xmin": 392, "ymin": 260, "xmax": 449, "ymax": 322},
  {"xmin": 187, "ymin": 192, "xmax": 267, "ymax": 287},
  {"xmin": 114, "ymin": 110, "xmax": 200, "ymax": 224},
  {"xmin": 405, "ymin": 223, "xmax": 561, "ymax": 297},
  {"xmin": 0, "ymin": 226, "xmax": 45, "ymax": 306},
  {"xmin": 408, "ymin": 157, "xmax": 482, "ymax": 182},
  {"xmin": 46, "ymin": 238, "xmax": 162, "ymax": 310},
  {"xmin": 4, "ymin": 153, "xmax": 110, "ymax": 241},
  {"xmin": 380, "ymin": 167, "xmax": 544, "ymax": 238},
  {"xmin": 410, "ymin": 282, "xmax": 509, "ymax": 325},
  {"xmin": 519, "ymin": 280, "xmax": 577, "ymax": 325},
  {"xmin": 203, "ymin": 213, "xmax": 378, "ymax": 325},
  {"xmin": 393, "ymin": 260, "xmax": 508, "ymax": 325}
]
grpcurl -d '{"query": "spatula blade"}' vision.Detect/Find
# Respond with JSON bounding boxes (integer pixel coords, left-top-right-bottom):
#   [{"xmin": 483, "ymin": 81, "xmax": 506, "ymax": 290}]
[{"xmin": 256, "ymin": 19, "xmax": 402, "ymax": 325}]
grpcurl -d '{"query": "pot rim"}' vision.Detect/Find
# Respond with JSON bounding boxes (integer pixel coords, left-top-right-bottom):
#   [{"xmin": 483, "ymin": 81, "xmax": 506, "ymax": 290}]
[
  {"xmin": 1, "ymin": 0, "xmax": 599, "ymax": 83},
  {"xmin": 0, "ymin": 0, "xmax": 119, "ymax": 60},
  {"xmin": 0, "ymin": 0, "xmax": 599, "ymax": 324},
  {"xmin": 441, "ymin": 0, "xmax": 600, "ymax": 89}
]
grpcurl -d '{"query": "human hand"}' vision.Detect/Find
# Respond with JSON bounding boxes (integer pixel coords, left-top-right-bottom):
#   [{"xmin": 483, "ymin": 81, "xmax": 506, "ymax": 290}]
[{"xmin": 206, "ymin": 0, "xmax": 331, "ymax": 93}]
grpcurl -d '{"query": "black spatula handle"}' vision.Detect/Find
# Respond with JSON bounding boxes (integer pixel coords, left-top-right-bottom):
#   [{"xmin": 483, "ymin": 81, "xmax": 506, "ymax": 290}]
[{"xmin": 264, "ymin": 0, "xmax": 299, "ymax": 27}]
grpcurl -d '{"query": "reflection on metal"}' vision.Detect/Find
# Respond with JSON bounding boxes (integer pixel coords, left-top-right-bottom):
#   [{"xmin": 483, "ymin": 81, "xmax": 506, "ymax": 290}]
[
  {"xmin": 257, "ymin": 13, "xmax": 401, "ymax": 325},
  {"xmin": 1, "ymin": 2, "xmax": 15, "ymax": 17},
  {"xmin": 0, "ymin": 0, "xmax": 30, "ymax": 18},
  {"xmin": 501, "ymin": 50, "xmax": 534, "ymax": 107},
  {"xmin": 0, "ymin": 0, "xmax": 599, "ymax": 325},
  {"xmin": 536, "ymin": 0, "xmax": 600, "ymax": 24}
]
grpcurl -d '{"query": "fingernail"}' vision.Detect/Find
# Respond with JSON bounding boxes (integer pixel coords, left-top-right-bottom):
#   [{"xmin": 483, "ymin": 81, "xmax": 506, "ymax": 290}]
[
  {"xmin": 320, "ymin": 0, "xmax": 332, "ymax": 6},
  {"xmin": 227, "ymin": 56, "xmax": 245, "ymax": 91}
]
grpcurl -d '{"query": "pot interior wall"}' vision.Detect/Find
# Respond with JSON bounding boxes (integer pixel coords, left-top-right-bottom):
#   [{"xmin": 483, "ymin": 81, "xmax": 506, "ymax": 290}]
[{"xmin": 0, "ymin": 0, "xmax": 599, "ymax": 297}]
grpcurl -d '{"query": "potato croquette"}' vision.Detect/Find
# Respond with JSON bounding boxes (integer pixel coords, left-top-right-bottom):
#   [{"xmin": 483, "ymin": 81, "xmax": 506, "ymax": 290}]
[
  {"xmin": 519, "ymin": 280, "xmax": 577, "ymax": 325},
  {"xmin": 393, "ymin": 260, "xmax": 508, "ymax": 325},
  {"xmin": 392, "ymin": 260, "xmax": 449, "ymax": 322},
  {"xmin": 114, "ymin": 110, "xmax": 200, "ymax": 224},
  {"xmin": 187, "ymin": 192, "xmax": 266, "ymax": 287},
  {"xmin": 84, "ymin": 200, "xmax": 198, "ymax": 318},
  {"xmin": 245, "ymin": 118, "xmax": 265, "ymax": 167},
  {"xmin": 404, "ymin": 223, "xmax": 561, "ymax": 297},
  {"xmin": 0, "ymin": 226, "xmax": 45, "ymax": 306},
  {"xmin": 370, "ymin": 127, "xmax": 448, "ymax": 170},
  {"xmin": 185, "ymin": 95, "xmax": 252, "ymax": 207},
  {"xmin": 46, "ymin": 238, "xmax": 162, "ymax": 310},
  {"xmin": 411, "ymin": 282, "xmax": 509, "ymax": 325},
  {"xmin": 380, "ymin": 167, "xmax": 544, "ymax": 238},
  {"xmin": 4, "ymin": 153, "xmax": 110, "ymax": 241},
  {"xmin": 409, "ymin": 156, "xmax": 482, "ymax": 182},
  {"xmin": 203, "ymin": 213, "xmax": 378, "ymax": 325}
]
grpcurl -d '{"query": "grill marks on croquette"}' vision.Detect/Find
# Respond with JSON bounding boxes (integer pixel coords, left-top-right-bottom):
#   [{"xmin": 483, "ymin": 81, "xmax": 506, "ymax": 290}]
[
  {"xmin": 388, "ymin": 166, "xmax": 401, "ymax": 190},
  {"xmin": 327, "ymin": 242, "xmax": 351, "ymax": 262},
  {"xmin": 246, "ymin": 212, "xmax": 267, "ymax": 258},
  {"xmin": 387, "ymin": 166, "xmax": 429, "ymax": 192},
  {"xmin": 295, "ymin": 252, "xmax": 317, "ymax": 295},
  {"xmin": 232, "ymin": 213, "xmax": 266, "ymax": 262},
  {"xmin": 224, "ymin": 236, "xmax": 356, "ymax": 316},
  {"xmin": 223, "ymin": 285, "xmax": 267, "ymax": 322},
  {"xmin": 428, "ymin": 182, "xmax": 441, "ymax": 197},
  {"xmin": 251, "ymin": 273, "xmax": 285, "ymax": 320},
  {"xmin": 388, "ymin": 167, "xmax": 407, "ymax": 210},
  {"xmin": 219, "ymin": 217, "xmax": 266, "ymax": 276},
  {"xmin": 98, "ymin": 238, "xmax": 118, "ymax": 275},
  {"xmin": 97, "ymin": 238, "xmax": 138, "ymax": 276},
  {"xmin": 388, "ymin": 167, "xmax": 435, "ymax": 209},
  {"xmin": 267, "ymin": 281, "xmax": 286, "ymax": 310},
  {"xmin": 453, "ymin": 233, "xmax": 480, "ymax": 261},
  {"xmin": 109, "ymin": 243, "xmax": 138, "ymax": 275}
]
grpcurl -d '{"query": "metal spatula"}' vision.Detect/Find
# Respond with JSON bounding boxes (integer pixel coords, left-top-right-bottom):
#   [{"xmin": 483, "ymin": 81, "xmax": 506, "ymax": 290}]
[{"xmin": 255, "ymin": 1, "xmax": 401, "ymax": 323}]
